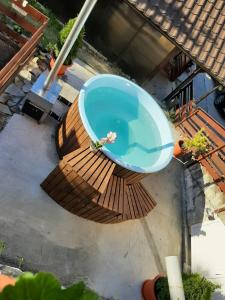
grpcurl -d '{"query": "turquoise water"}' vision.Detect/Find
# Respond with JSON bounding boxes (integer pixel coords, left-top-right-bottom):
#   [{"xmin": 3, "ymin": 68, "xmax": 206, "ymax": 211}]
[{"xmin": 84, "ymin": 87, "xmax": 162, "ymax": 168}]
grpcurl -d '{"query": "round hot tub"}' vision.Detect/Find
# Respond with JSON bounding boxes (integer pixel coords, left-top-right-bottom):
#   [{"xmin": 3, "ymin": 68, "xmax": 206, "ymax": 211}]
[{"xmin": 76, "ymin": 74, "xmax": 174, "ymax": 173}]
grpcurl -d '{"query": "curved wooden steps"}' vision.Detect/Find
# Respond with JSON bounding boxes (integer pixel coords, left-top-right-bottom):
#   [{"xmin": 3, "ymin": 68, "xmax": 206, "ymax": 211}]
[{"xmin": 41, "ymin": 147, "xmax": 156, "ymax": 223}]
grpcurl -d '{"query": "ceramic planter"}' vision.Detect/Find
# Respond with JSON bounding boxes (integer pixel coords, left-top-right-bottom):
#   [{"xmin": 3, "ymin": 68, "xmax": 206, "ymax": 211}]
[
  {"xmin": 173, "ymin": 140, "xmax": 184, "ymax": 158},
  {"xmin": 50, "ymin": 56, "xmax": 72, "ymax": 76},
  {"xmin": 0, "ymin": 274, "xmax": 16, "ymax": 292},
  {"xmin": 142, "ymin": 275, "xmax": 162, "ymax": 300}
]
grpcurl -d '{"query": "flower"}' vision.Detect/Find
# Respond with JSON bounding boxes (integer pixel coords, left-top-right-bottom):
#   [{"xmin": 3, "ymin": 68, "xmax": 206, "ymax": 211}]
[
  {"xmin": 106, "ymin": 131, "xmax": 117, "ymax": 144},
  {"xmin": 22, "ymin": 0, "xmax": 28, "ymax": 7},
  {"xmin": 99, "ymin": 137, "xmax": 108, "ymax": 145},
  {"xmin": 90, "ymin": 131, "xmax": 117, "ymax": 151}
]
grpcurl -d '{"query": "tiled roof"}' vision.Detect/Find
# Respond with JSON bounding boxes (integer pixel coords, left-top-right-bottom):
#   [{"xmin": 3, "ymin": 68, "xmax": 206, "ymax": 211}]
[{"xmin": 127, "ymin": 0, "xmax": 225, "ymax": 85}]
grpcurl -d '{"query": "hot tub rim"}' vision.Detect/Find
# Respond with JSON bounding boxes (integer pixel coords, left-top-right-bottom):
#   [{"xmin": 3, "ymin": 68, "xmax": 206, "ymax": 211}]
[{"xmin": 78, "ymin": 74, "xmax": 174, "ymax": 173}]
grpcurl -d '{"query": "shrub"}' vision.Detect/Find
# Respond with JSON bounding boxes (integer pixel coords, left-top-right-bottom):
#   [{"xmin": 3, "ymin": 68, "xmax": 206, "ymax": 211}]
[
  {"xmin": 155, "ymin": 273, "xmax": 220, "ymax": 300},
  {"xmin": 164, "ymin": 109, "xmax": 176, "ymax": 123},
  {"xmin": 183, "ymin": 273, "xmax": 220, "ymax": 300},
  {"xmin": 183, "ymin": 128, "xmax": 210, "ymax": 158},
  {"xmin": 53, "ymin": 18, "xmax": 85, "ymax": 65}
]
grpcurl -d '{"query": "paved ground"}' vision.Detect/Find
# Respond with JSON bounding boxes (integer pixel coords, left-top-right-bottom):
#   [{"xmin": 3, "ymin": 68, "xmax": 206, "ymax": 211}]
[{"xmin": 0, "ymin": 61, "xmax": 183, "ymax": 300}]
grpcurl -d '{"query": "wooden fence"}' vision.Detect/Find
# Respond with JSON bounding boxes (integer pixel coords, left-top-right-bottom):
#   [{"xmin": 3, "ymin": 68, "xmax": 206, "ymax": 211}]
[{"xmin": 0, "ymin": 0, "xmax": 48, "ymax": 92}]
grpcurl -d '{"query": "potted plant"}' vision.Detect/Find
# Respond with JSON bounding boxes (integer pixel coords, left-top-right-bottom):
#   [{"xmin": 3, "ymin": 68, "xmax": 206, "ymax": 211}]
[
  {"xmin": 0, "ymin": 275, "xmax": 15, "ymax": 292},
  {"xmin": 0, "ymin": 272, "xmax": 100, "ymax": 299},
  {"xmin": 173, "ymin": 139, "xmax": 185, "ymax": 158},
  {"xmin": 50, "ymin": 17, "xmax": 85, "ymax": 76},
  {"xmin": 142, "ymin": 275, "xmax": 163, "ymax": 300},
  {"xmin": 174, "ymin": 128, "xmax": 211, "ymax": 159},
  {"xmin": 142, "ymin": 273, "xmax": 219, "ymax": 300}
]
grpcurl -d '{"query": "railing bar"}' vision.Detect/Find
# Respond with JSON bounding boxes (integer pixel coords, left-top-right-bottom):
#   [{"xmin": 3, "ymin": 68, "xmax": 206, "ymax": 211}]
[
  {"xmin": 198, "ymin": 144, "xmax": 225, "ymax": 161},
  {"xmin": 163, "ymin": 67, "xmax": 202, "ymax": 103},
  {"xmin": 176, "ymin": 108, "xmax": 199, "ymax": 127}
]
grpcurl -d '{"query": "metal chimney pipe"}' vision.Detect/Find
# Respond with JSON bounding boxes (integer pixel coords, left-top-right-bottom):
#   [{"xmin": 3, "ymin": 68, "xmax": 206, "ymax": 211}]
[{"xmin": 42, "ymin": 0, "xmax": 98, "ymax": 92}]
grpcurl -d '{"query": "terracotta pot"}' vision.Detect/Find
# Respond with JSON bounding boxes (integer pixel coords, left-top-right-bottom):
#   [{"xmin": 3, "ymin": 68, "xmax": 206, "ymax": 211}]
[
  {"xmin": 173, "ymin": 140, "xmax": 184, "ymax": 158},
  {"xmin": 49, "ymin": 56, "xmax": 71, "ymax": 76},
  {"xmin": 142, "ymin": 275, "xmax": 162, "ymax": 300},
  {"xmin": 0, "ymin": 274, "xmax": 16, "ymax": 292}
]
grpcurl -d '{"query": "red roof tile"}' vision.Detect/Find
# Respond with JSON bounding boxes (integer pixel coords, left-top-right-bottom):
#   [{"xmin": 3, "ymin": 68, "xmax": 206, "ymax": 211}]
[{"xmin": 127, "ymin": 0, "xmax": 225, "ymax": 85}]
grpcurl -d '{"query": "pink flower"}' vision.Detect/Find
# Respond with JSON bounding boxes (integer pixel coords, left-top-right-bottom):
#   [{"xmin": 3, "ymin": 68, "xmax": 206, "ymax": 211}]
[
  {"xmin": 106, "ymin": 131, "xmax": 117, "ymax": 144},
  {"xmin": 99, "ymin": 137, "xmax": 108, "ymax": 145},
  {"xmin": 91, "ymin": 131, "xmax": 117, "ymax": 151}
]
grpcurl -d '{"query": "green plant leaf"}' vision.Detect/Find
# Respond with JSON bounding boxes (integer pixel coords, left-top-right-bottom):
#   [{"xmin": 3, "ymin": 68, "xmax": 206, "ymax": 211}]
[
  {"xmin": 183, "ymin": 128, "xmax": 210, "ymax": 157},
  {"xmin": 0, "ymin": 273, "xmax": 100, "ymax": 300},
  {"xmin": 0, "ymin": 272, "xmax": 60, "ymax": 300},
  {"xmin": 47, "ymin": 281, "xmax": 100, "ymax": 300},
  {"xmin": 56, "ymin": 17, "xmax": 85, "ymax": 65}
]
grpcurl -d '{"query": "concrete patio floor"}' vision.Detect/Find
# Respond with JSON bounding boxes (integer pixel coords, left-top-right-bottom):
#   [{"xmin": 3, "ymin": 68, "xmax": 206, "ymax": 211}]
[
  {"xmin": 0, "ymin": 112, "xmax": 183, "ymax": 300},
  {"xmin": 0, "ymin": 60, "xmax": 183, "ymax": 300}
]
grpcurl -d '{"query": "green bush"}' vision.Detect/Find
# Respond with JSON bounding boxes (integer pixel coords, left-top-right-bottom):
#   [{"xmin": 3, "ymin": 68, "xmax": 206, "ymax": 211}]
[
  {"xmin": 183, "ymin": 128, "xmax": 211, "ymax": 158},
  {"xmin": 53, "ymin": 18, "xmax": 85, "ymax": 65},
  {"xmin": 183, "ymin": 273, "xmax": 220, "ymax": 300},
  {"xmin": 0, "ymin": 272, "xmax": 100, "ymax": 300},
  {"xmin": 155, "ymin": 273, "xmax": 219, "ymax": 300}
]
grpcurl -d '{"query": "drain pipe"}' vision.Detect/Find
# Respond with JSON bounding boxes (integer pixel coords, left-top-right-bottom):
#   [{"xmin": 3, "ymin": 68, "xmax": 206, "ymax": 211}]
[
  {"xmin": 42, "ymin": 0, "xmax": 98, "ymax": 93},
  {"xmin": 165, "ymin": 256, "xmax": 185, "ymax": 300}
]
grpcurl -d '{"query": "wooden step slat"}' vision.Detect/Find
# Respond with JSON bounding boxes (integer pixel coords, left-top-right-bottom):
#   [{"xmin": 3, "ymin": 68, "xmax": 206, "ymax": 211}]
[
  {"xmin": 94, "ymin": 175, "xmax": 128, "ymax": 215},
  {"xmin": 63, "ymin": 147, "xmax": 116, "ymax": 195},
  {"xmin": 126, "ymin": 183, "xmax": 156, "ymax": 219}
]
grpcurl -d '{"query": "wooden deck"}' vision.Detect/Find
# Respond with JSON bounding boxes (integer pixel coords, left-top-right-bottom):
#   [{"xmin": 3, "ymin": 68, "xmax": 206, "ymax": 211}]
[
  {"xmin": 41, "ymin": 146, "xmax": 156, "ymax": 224},
  {"xmin": 176, "ymin": 108, "xmax": 225, "ymax": 193}
]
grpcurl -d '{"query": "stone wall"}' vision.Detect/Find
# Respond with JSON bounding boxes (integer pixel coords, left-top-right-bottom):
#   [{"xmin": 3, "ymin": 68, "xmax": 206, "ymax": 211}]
[{"xmin": 183, "ymin": 163, "xmax": 225, "ymax": 227}]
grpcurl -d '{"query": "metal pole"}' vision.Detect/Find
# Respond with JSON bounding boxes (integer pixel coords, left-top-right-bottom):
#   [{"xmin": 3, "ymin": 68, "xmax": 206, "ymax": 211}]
[
  {"xmin": 42, "ymin": 0, "xmax": 98, "ymax": 92},
  {"xmin": 195, "ymin": 85, "xmax": 220, "ymax": 105}
]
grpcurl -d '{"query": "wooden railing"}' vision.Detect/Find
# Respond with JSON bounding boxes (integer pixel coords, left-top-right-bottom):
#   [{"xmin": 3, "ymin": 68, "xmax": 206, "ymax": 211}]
[
  {"xmin": 165, "ymin": 80, "xmax": 194, "ymax": 123},
  {"xmin": 176, "ymin": 108, "xmax": 225, "ymax": 193},
  {"xmin": 167, "ymin": 51, "xmax": 192, "ymax": 82},
  {"xmin": 0, "ymin": 0, "xmax": 48, "ymax": 92}
]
